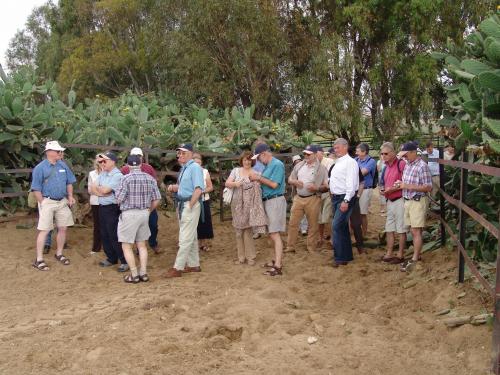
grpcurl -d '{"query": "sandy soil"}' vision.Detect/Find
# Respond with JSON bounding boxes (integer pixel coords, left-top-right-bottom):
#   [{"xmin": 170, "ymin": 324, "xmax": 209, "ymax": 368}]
[{"xmin": 0, "ymin": 193, "xmax": 492, "ymax": 375}]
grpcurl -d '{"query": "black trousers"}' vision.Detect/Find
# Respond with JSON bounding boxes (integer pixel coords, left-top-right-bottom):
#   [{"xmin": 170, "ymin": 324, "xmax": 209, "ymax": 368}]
[
  {"xmin": 99, "ymin": 204, "xmax": 126, "ymax": 265},
  {"xmin": 91, "ymin": 205, "xmax": 102, "ymax": 252}
]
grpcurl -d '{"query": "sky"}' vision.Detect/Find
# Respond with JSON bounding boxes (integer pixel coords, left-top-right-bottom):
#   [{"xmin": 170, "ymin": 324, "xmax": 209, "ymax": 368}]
[{"xmin": 0, "ymin": 0, "xmax": 47, "ymax": 72}]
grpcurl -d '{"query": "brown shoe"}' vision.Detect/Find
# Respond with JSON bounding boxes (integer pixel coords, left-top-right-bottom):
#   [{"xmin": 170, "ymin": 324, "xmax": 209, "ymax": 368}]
[
  {"xmin": 332, "ymin": 261, "xmax": 348, "ymax": 268},
  {"xmin": 164, "ymin": 268, "xmax": 182, "ymax": 278},
  {"xmin": 389, "ymin": 257, "xmax": 404, "ymax": 264},
  {"xmin": 183, "ymin": 266, "xmax": 201, "ymax": 273}
]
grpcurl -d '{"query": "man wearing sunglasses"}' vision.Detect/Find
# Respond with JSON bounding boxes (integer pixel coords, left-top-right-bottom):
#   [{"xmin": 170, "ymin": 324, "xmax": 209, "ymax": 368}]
[
  {"xmin": 90, "ymin": 152, "xmax": 128, "ymax": 272},
  {"xmin": 286, "ymin": 145, "xmax": 328, "ymax": 254},
  {"xmin": 395, "ymin": 142, "xmax": 432, "ymax": 273},
  {"xmin": 379, "ymin": 142, "xmax": 407, "ymax": 265},
  {"xmin": 31, "ymin": 141, "xmax": 76, "ymax": 271}
]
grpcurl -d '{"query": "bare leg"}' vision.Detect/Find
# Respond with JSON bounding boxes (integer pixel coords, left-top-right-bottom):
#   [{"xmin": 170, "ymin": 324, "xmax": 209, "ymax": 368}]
[
  {"xmin": 36, "ymin": 230, "xmax": 50, "ymax": 261},
  {"xmin": 137, "ymin": 241, "xmax": 148, "ymax": 275},
  {"xmin": 122, "ymin": 243, "xmax": 138, "ymax": 277},
  {"xmin": 397, "ymin": 232, "xmax": 406, "ymax": 259},
  {"xmin": 55, "ymin": 227, "xmax": 67, "ymax": 257},
  {"xmin": 385, "ymin": 231, "xmax": 394, "ymax": 258},
  {"xmin": 269, "ymin": 232, "xmax": 283, "ymax": 268},
  {"xmin": 411, "ymin": 228, "xmax": 423, "ymax": 261},
  {"xmin": 361, "ymin": 215, "xmax": 368, "ymax": 237}
]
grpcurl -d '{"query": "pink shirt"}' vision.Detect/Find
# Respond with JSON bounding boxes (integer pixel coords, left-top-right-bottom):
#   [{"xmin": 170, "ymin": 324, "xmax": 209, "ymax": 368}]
[
  {"xmin": 383, "ymin": 158, "xmax": 406, "ymax": 201},
  {"xmin": 121, "ymin": 163, "xmax": 157, "ymax": 179}
]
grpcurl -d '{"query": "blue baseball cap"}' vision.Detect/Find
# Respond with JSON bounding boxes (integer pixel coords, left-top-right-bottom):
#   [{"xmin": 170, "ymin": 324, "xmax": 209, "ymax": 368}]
[
  {"xmin": 176, "ymin": 143, "xmax": 194, "ymax": 152},
  {"xmin": 303, "ymin": 145, "xmax": 315, "ymax": 154},
  {"xmin": 252, "ymin": 143, "xmax": 270, "ymax": 159}
]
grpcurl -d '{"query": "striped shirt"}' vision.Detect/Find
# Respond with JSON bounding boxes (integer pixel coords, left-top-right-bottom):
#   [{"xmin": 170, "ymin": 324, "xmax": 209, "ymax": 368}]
[
  {"xmin": 402, "ymin": 157, "xmax": 432, "ymax": 199},
  {"xmin": 115, "ymin": 169, "xmax": 161, "ymax": 211}
]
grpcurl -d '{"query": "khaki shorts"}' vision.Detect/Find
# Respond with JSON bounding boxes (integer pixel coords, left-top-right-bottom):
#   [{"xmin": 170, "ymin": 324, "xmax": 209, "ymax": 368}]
[
  {"xmin": 264, "ymin": 196, "xmax": 287, "ymax": 233},
  {"xmin": 318, "ymin": 193, "xmax": 332, "ymax": 224},
  {"xmin": 37, "ymin": 198, "xmax": 74, "ymax": 231},
  {"xmin": 358, "ymin": 188, "xmax": 373, "ymax": 215},
  {"xmin": 404, "ymin": 197, "xmax": 428, "ymax": 228},
  {"xmin": 118, "ymin": 209, "xmax": 151, "ymax": 243},
  {"xmin": 385, "ymin": 198, "xmax": 407, "ymax": 233}
]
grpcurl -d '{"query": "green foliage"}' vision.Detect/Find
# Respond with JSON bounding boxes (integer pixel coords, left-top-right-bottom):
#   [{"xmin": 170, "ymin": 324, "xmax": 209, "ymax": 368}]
[
  {"xmin": 0, "ymin": 68, "xmax": 300, "ymax": 210},
  {"xmin": 433, "ymin": 13, "xmax": 500, "ymax": 262}
]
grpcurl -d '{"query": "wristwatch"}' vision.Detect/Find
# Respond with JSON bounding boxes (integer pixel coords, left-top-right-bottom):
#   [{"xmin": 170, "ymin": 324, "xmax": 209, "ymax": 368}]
[{"xmin": 343, "ymin": 199, "xmax": 349, "ymax": 203}]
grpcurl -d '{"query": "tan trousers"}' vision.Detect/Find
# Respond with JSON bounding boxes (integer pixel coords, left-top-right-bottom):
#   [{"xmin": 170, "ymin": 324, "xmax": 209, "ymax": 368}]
[
  {"xmin": 431, "ymin": 175, "xmax": 440, "ymax": 198},
  {"xmin": 236, "ymin": 228, "xmax": 256, "ymax": 262},
  {"xmin": 174, "ymin": 202, "xmax": 201, "ymax": 270},
  {"xmin": 287, "ymin": 195, "xmax": 321, "ymax": 252}
]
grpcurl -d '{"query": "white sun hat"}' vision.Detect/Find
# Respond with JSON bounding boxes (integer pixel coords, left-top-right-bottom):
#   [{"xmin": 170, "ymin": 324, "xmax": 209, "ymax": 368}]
[
  {"xmin": 130, "ymin": 147, "xmax": 143, "ymax": 156},
  {"xmin": 44, "ymin": 140, "xmax": 66, "ymax": 152}
]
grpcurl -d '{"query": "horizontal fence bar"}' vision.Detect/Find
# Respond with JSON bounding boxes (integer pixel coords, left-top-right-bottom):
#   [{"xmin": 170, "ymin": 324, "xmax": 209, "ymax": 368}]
[
  {"xmin": 431, "ymin": 211, "xmax": 495, "ymax": 297},
  {"xmin": 438, "ymin": 159, "xmax": 500, "ymax": 177},
  {"xmin": 0, "ymin": 169, "xmax": 32, "ymax": 174},
  {"xmin": 440, "ymin": 188, "xmax": 499, "ymax": 240}
]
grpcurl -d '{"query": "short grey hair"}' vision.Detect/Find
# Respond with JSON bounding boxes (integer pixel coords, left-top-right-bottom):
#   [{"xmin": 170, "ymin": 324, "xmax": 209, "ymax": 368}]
[
  {"xmin": 334, "ymin": 138, "xmax": 348, "ymax": 146},
  {"xmin": 380, "ymin": 142, "xmax": 395, "ymax": 152}
]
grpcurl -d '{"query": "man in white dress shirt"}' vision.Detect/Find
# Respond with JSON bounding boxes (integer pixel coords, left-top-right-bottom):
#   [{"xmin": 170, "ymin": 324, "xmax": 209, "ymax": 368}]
[{"xmin": 329, "ymin": 138, "xmax": 359, "ymax": 267}]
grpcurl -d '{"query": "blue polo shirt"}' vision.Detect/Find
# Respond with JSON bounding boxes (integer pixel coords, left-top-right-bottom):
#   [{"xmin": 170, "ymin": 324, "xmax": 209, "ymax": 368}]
[
  {"xmin": 31, "ymin": 159, "xmax": 76, "ymax": 199},
  {"xmin": 261, "ymin": 157, "xmax": 285, "ymax": 198},
  {"xmin": 356, "ymin": 156, "xmax": 377, "ymax": 188},
  {"xmin": 98, "ymin": 167, "xmax": 123, "ymax": 205},
  {"xmin": 177, "ymin": 160, "xmax": 205, "ymax": 199}
]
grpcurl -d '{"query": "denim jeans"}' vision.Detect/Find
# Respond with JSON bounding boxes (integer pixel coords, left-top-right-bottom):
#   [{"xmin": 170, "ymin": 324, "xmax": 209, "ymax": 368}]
[
  {"xmin": 148, "ymin": 209, "xmax": 158, "ymax": 248},
  {"xmin": 331, "ymin": 194, "xmax": 356, "ymax": 262}
]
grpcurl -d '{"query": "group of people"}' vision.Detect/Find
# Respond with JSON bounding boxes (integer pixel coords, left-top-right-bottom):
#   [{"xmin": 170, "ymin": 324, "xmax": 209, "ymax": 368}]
[{"xmin": 30, "ymin": 136, "xmax": 435, "ymax": 281}]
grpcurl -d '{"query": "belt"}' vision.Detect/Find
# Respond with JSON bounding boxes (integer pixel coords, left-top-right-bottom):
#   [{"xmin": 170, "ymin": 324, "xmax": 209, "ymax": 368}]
[
  {"xmin": 404, "ymin": 196, "xmax": 424, "ymax": 201},
  {"xmin": 298, "ymin": 194, "xmax": 314, "ymax": 198},
  {"xmin": 388, "ymin": 196, "xmax": 402, "ymax": 202},
  {"xmin": 43, "ymin": 196, "xmax": 63, "ymax": 201},
  {"xmin": 263, "ymin": 194, "xmax": 284, "ymax": 202}
]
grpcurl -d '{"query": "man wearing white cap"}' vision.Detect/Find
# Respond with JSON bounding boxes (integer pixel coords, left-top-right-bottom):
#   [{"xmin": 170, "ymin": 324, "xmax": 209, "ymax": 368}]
[
  {"xmin": 31, "ymin": 141, "xmax": 76, "ymax": 271},
  {"xmin": 286, "ymin": 145, "xmax": 328, "ymax": 253},
  {"xmin": 121, "ymin": 147, "xmax": 160, "ymax": 253}
]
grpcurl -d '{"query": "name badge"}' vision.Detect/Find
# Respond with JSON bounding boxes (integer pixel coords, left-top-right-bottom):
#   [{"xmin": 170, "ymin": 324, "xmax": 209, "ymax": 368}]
[{"xmin": 59, "ymin": 169, "xmax": 66, "ymax": 172}]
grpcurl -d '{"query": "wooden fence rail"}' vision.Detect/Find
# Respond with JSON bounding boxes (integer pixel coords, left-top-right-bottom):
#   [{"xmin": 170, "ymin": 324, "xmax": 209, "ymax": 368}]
[{"xmin": 436, "ymin": 148, "xmax": 500, "ymax": 374}]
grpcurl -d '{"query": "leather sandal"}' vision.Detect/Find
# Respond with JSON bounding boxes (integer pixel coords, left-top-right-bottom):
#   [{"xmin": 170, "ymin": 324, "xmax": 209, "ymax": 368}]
[
  {"xmin": 124, "ymin": 274, "xmax": 140, "ymax": 283},
  {"xmin": 264, "ymin": 266, "xmax": 282, "ymax": 276},
  {"xmin": 54, "ymin": 254, "xmax": 70, "ymax": 265},
  {"xmin": 32, "ymin": 260, "xmax": 49, "ymax": 271}
]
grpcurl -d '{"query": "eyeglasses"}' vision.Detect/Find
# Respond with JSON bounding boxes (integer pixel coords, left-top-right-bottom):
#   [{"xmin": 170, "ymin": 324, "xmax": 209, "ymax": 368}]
[
  {"xmin": 98, "ymin": 160, "xmax": 107, "ymax": 164},
  {"xmin": 380, "ymin": 152, "xmax": 389, "ymax": 155}
]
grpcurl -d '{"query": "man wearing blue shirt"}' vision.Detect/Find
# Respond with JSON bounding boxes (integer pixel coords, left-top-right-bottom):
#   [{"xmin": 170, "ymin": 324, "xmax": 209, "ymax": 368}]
[
  {"xmin": 89, "ymin": 152, "xmax": 128, "ymax": 272},
  {"xmin": 355, "ymin": 143, "xmax": 377, "ymax": 236},
  {"xmin": 250, "ymin": 143, "xmax": 286, "ymax": 276},
  {"xmin": 165, "ymin": 143, "xmax": 205, "ymax": 278},
  {"xmin": 31, "ymin": 141, "xmax": 76, "ymax": 271}
]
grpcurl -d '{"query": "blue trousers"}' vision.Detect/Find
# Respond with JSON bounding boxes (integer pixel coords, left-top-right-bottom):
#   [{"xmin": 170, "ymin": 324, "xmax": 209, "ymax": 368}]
[
  {"xmin": 148, "ymin": 209, "xmax": 158, "ymax": 248},
  {"xmin": 331, "ymin": 194, "xmax": 356, "ymax": 263},
  {"xmin": 99, "ymin": 204, "xmax": 126, "ymax": 265}
]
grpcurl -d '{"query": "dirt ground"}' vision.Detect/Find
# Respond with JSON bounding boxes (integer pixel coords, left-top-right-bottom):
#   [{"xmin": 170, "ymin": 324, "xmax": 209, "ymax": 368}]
[{"xmin": 0, "ymin": 192, "xmax": 492, "ymax": 375}]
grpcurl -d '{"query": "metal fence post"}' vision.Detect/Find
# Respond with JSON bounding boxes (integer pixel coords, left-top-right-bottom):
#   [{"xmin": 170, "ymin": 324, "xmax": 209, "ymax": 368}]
[
  {"xmin": 439, "ymin": 146, "xmax": 446, "ymax": 247},
  {"xmin": 493, "ymin": 213, "xmax": 500, "ymax": 373},
  {"xmin": 457, "ymin": 151, "xmax": 468, "ymax": 284}
]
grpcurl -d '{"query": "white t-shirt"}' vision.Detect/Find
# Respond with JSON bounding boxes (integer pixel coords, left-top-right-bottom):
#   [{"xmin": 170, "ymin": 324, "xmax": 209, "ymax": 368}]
[
  {"xmin": 88, "ymin": 170, "xmax": 100, "ymax": 205},
  {"xmin": 202, "ymin": 168, "xmax": 211, "ymax": 201},
  {"xmin": 296, "ymin": 162, "xmax": 317, "ymax": 196},
  {"xmin": 423, "ymin": 148, "xmax": 440, "ymax": 176}
]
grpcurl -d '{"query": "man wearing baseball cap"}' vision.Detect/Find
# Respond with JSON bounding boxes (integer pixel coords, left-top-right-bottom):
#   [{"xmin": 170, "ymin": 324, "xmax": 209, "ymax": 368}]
[
  {"xmin": 165, "ymin": 143, "xmax": 205, "ymax": 278},
  {"xmin": 31, "ymin": 141, "xmax": 76, "ymax": 271},
  {"xmin": 286, "ymin": 145, "xmax": 328, "ymax": 253},
  {"xmin": 395, "ymin": 141, "xmax": 432, "ymax": 272},
  {"xmin": 115, "ymin": 155, "xmax": 161, "ymax": 283},
  {"xmin": 121, "ymin": 147, "xmax": 160, "ymax": 254},
  {"xmin": 89, "ymin": 151, "xmax": 128, "ymax": 272},
  {"xmin": 355, "ymin": 143, "xmax": 377, "ymax": 236},
  {"xmin": 249, "ymin": 143, "xmax": 286, "ymax": 276}
]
